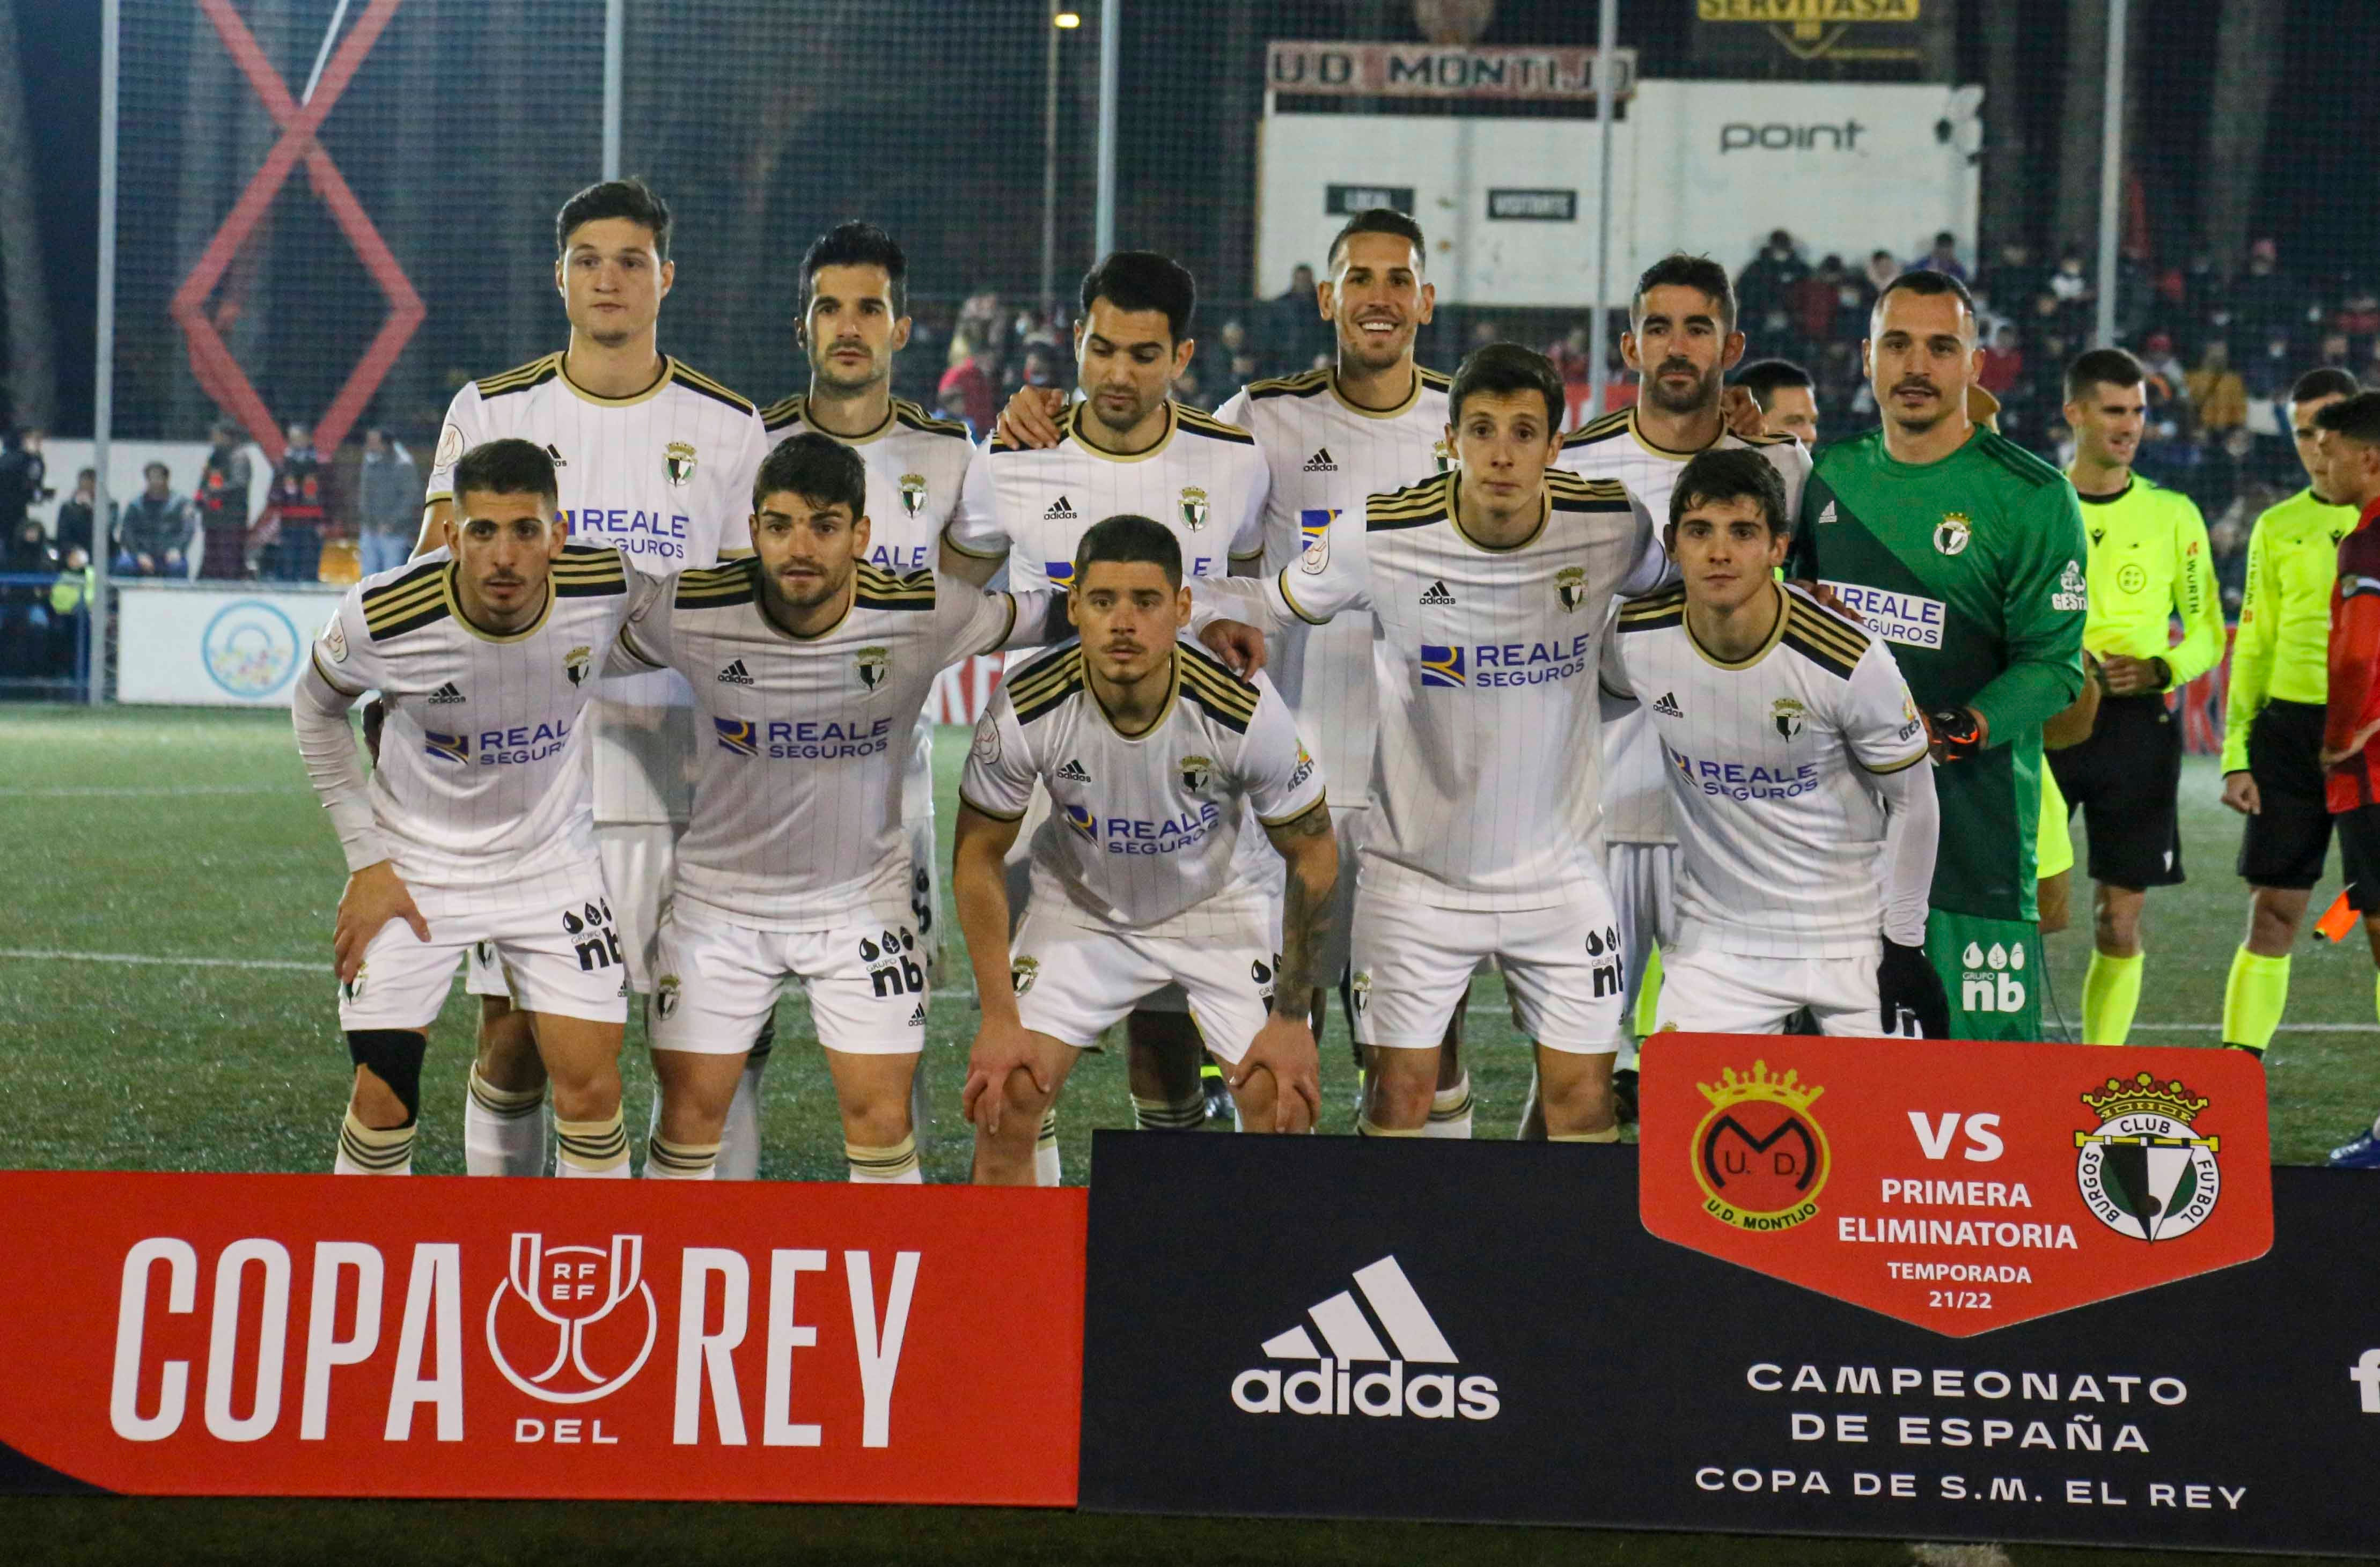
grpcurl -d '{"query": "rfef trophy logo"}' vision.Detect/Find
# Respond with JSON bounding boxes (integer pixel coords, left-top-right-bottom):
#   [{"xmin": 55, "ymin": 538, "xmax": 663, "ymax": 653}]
[
  {"xmin": 1692, "ymin": 1061, "xmax": 1828, "ymax": 1233},
  {"xmin": 1640, "ymin": 1035, "xmax": 2272, "ymax": 1337},
  {"xmin": 486, "ymin": 1232, "xmax": 658, "ymax": 1404}
]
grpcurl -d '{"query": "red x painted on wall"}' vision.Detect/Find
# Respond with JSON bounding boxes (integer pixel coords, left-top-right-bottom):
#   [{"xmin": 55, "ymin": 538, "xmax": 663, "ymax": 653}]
[{"xmin": 167, "ymin": 0, "xmax": 424, "ymax": 467}]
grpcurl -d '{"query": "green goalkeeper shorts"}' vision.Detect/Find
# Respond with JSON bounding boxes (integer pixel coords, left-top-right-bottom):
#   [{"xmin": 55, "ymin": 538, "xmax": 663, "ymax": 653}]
[{"xmin": 1926, "ymin": 909, "xmax": 2044, "ymax": 1042}]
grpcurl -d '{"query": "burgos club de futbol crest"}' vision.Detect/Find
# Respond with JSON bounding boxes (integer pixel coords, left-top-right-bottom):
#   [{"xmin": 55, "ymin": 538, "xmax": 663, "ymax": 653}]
[{"xmin": 1640, "ymin": 1036, "xmax": 2271, "ymax": 1336}]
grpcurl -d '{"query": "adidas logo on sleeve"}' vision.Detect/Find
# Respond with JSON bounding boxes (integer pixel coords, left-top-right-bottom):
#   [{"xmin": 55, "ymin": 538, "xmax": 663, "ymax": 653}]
[{"xmin": 1230, "ymin": 1255, "xmax": 1498, "ymax": 1420}]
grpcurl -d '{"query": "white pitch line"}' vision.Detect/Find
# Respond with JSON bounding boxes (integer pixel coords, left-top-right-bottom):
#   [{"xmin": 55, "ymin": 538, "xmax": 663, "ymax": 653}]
[
  {"xmin": 0, "ymin": 948, "xmax": 320, "ymax": 972},
  {"xmin": 0, "ymin": 785, "xmax": 288, "ymax": 797}
]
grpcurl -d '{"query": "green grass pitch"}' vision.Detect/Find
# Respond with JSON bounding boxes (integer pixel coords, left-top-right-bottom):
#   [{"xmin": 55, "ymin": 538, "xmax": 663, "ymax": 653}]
[{"xmin": 0, "ymin": 705, "xmax": 2364, "ymax": 1564}]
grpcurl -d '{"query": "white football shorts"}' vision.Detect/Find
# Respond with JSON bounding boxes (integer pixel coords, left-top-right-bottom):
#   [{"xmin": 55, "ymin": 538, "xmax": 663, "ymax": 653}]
[
  {"xmin": 1605, "ymin": 840, "xmax": 1679, "ymax": 1023},
  {"xmin": 340, "ymin": 873, "xmax": 629, "ymax": 1033},
  {"xmin": 648, "ymin": 900, "xmax": 928, "ymax": 1057},
  {"xmin": 1350, "ymin": 876, "xmax": 1626, "ymax": 1055},
  {"xmin": 1654, "ymin": 944, "xmax": 1889, "ymax": 1038},
  {"xmin": 1009, "ymin": 901, "xmax": 1277, "ymax": 1064}
]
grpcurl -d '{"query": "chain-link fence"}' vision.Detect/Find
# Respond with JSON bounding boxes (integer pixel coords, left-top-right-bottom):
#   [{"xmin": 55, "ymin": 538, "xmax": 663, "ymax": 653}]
[{"xmin": 7, "ymin": 0, "xmax": 2376, "ymax": 699}]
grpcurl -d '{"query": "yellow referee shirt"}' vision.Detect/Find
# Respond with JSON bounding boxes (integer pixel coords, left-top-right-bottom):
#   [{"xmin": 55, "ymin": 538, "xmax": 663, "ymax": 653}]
[
  {"xmin": 2075, "ymin": 473, "xmax": 2223, "ymax": 686},
  {"xmin": 2220, "ymin": 485, "xmax": 2359, "ymax": 771}
]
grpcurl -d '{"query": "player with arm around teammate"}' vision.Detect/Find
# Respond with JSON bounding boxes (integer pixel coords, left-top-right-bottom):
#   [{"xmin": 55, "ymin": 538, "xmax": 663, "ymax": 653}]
[
  {"xmin": 1605, "ymin": 448, "xmax": 1949, "ymax": 1038},
  {"xmin": 293, "ymin": 439, "xmax": 649, "ymax": 1177},
  {"xmin": 954, "ymin": 516, "xmax": 1335, "ymax": 1183},
  {"xmin": 608, "ymin": 434, "xmax": 1076, "ymax": 1182}
]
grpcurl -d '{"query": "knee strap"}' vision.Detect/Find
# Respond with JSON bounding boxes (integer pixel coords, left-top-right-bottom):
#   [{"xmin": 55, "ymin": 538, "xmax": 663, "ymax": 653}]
[{"xmin": 346, "ymin": 1029, "xmax": 427, "ymax": 1123}]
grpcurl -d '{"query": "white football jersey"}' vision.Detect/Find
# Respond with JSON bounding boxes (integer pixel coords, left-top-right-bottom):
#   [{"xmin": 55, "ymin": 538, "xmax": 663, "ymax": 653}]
[
  {"xmin": 1604, "ymin": 582, "xmax": 1930, "ymax": 958},
  {"xmin": 1215, "ymin": 366, "xmax": 1451, "ymax": 813},
  {"xmin": 1234, "ymin": 468, "xmax": 1659, "ymax": 909},
  {"xmin": 759, "ymin": 393, "xmax": 986, "ymax": 573},
  {"xmin": 960, "ymin": 641, "xmax": 1325, "ymax": 936},
  {"xmin": 761, "ymin": 391, "xmax": 993, "ymax": 836},
  {"xmin": 616, "ymin": 560, "xmax": 1037, "ymax": 932},
  {"xmin": 306, "ymin": 545, "xmax": 648, "ymax": 896},
  {"xmin": 945, "ymin": 401, "xmax": 1269, "ymax": 651},
  {"xmin": 1557, "ymin": 408, "xmax": 1812, "ymax": 844},
  {"xmin": 427, "ymin": 353, "xmax": 770, "ymax": 824}
]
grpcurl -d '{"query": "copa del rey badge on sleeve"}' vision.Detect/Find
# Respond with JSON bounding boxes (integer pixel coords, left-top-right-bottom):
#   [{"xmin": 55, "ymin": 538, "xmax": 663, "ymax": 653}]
[{"xmin": 1637, "ymin": 1036, "xmax": 2273, "ymax": 1337}]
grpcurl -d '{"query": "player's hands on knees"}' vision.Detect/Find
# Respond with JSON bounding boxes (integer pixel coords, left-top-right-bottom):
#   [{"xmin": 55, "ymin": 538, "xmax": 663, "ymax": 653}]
[
  {"xmin": 333, "ymin": 860, "xmax": 429, "ymax": 983},
  {"xmin": 1200, "ymin": 617, "xmax": 1267, "ymax": 676},
  {"xmin": 961, "ymin": 1018, "xmax": 1049, "ymax": 1136},
  {"xmin": 1232, "ymin": 1014, "xmax": 1321, "ymax": 1132},
  {"xmin": 993, "ymin": 387, "xmax": 1069, "ymax": 451},
  {"xmin": 2220, "ymin": 770, "xmax": 2261, "ymax": 816}
]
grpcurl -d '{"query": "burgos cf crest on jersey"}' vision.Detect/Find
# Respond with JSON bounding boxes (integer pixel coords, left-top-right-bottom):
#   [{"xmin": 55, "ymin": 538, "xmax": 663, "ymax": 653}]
[{"xmin": 663, "ymin": 441, "xmax": 697, "ymax": 487}]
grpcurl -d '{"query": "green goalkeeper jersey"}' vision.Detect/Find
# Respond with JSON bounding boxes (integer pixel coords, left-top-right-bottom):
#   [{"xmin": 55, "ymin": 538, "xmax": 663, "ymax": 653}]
[{"xmin": 1788, "ymin": 428, "xmax": 2087, "ymax": 922}]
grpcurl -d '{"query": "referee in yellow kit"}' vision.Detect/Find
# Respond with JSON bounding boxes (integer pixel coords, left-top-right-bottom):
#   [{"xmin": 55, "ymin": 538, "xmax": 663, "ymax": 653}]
[
  {"xmin": 2219, "ymin": 366, "xmax": 2363, "ymax": 1055},
  {"xmin": 2051, "ymin": 349, "xmax": 2224, "ymax": 1044}
]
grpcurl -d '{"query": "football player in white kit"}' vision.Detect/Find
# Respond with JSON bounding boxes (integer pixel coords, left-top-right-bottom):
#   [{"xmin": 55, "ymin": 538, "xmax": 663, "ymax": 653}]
[
  {"xmin": 295, "ymin": 440, "xmax": 650, "ymax": 1177},
  {"xmin": 1604, "ymin": 449, "xmax": 1949, "ymax": 1038},
  {"xmin": 1555, "ymin": 255, "xmax": 1810, "ymax": 1119},
  {"xmin": 412, "ymin": 180, "xmax": 769, "ymax": 1177},
  {"xmin": 956, "ymin": 516, "xmax": 1335, "ymax": 1182},
  {"xmin": 611, "ymin": 435, "xmax": 1072, "ymax": 1181},
  {"xmin": 1210, "ymin": 210, "xmax": 1479, "ymax": 1137},
  {"xmin": 1194, "ymin": 344, "xmax": 1656, "ymax": 1140},
  {"xmin": 731, "ymin": 221, "xmax": 986, "ymax": 1178},
  {"xmin": 943, "ymin": 252, "xmax": 1271, "ymax": 1172}
]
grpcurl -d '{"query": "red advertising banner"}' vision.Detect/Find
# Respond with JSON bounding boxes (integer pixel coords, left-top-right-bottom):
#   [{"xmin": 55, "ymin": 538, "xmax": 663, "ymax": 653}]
[
  {"xmin": 1639, "ymin": 1037, "xmax": 2273, "ymax": 1336},
  {"xmin": 0, "ymin": 1173, "xmax": 1084, "ymax": 1502}
]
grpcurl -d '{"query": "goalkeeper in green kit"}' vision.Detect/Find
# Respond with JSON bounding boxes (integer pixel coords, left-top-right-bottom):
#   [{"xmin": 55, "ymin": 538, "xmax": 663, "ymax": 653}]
[{"xmin": 1786, "ymin": 271, "xmax": 2087, "ymax": 1040}]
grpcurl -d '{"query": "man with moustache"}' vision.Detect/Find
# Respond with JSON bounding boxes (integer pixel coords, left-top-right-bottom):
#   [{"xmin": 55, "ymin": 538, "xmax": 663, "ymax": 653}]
[{"xmin": 1787, "ymin": 270, "xmax": 2088, "ymax": 1041}]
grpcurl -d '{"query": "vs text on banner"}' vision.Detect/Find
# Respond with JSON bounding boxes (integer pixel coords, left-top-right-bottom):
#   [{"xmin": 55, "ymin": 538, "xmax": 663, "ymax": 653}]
[{"xmin": 0, "ymin": 1173, "xmax": 1084, "ymax": 1503}]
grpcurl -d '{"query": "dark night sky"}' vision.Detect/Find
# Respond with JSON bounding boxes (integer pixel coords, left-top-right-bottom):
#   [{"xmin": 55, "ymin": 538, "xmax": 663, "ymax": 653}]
[{"xmin": 14, "ymin": 0, "xmax": 2378, "ymax": 434}]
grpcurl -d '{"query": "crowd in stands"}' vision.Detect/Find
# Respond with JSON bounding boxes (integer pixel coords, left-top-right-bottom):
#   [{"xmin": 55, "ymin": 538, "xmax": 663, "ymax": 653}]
[{"xmin": 1, "ymin": 227, "xmax": 2357, "ymax": 686}]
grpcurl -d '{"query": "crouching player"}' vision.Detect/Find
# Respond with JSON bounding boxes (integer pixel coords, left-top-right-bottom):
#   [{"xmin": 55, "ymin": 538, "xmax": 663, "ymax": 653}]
[
  {"xmin": 293, "ymin": 438, "xmax": 649, "ymax": 1175},
  {"xmin": 1608, "ymin": 450, "xmax": 1950, "ymax": 1037},
  {"xmin": 955, "ymin": 516, "xmax": 1335, "ymax": 1181}
]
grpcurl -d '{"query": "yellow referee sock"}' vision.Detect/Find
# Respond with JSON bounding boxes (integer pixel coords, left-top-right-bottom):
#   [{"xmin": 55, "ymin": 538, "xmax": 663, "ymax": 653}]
[
  {"xmin": 2221, "ymin": 947, "xmax": 2290, "ymax": 1055},
  {"xmin": 1633, "ymin": 943, "xmax": 1666, "ymax": 1041},
  {"xmin": 2081, "ymin": 950, "xmax": 2144, "ymax": 1046}
]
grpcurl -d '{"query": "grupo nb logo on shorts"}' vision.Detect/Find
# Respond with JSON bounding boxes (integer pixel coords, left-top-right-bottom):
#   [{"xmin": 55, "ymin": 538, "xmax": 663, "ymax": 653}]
[{"xmin": 486, "ymin": 1233, "xmax": 658, "ymax": 1404}]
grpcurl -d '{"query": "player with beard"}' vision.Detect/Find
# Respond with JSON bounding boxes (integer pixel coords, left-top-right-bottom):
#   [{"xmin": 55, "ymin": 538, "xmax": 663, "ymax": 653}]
[
  {"xmin": 412, "ymin": 179, "xmax": 767, "ymax": 1177},
  {"xmin": 943, "ymin": 252, "xmax": 1270, "ymax": 1175},
  {"xmin": 1002, "ymin": 212, "xmax": 1474, "ymax": 1134},
  {"xmin": 729, "ymin": 222, "xmax": 986, "ymax": 1178},
  {"xmin": 1786, "ymin": 270, "xmax": 2087, "ymax": 1040},
  {"xmin": 1556, "ymin": 255, "xmax": 1807, "ymax": 1115}
]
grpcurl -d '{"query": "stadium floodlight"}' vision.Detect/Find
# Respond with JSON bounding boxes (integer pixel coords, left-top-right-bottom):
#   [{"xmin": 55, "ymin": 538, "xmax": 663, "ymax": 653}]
[{"xmin": 1053, "ymin": 10, "xmax": 1080, "ymax": 28}]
